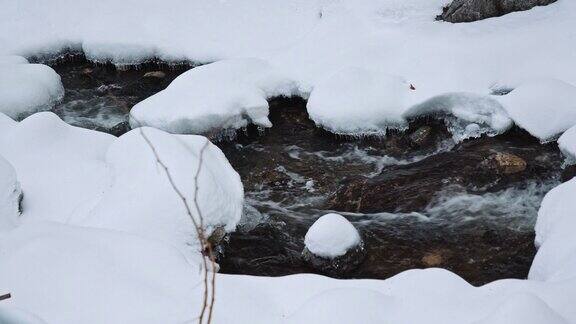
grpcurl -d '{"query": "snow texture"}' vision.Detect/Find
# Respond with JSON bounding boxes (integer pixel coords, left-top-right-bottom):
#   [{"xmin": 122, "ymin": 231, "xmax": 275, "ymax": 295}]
[
  {"xmin": 0, "ymin": 155, "xmax": 21, "ymax": 232},
  {"xmin": 558, "ymin": 125, "xmax": 576, "ymax": 162},
  {"xmin": 0, "ymin": 56, "xmax": 63, "ymax": 119},
  {"xmin": 499, "ymin": 79, "xmax": 576, "ymax": 142},
  {"xmin": 304, "ymin": 213, "xmax": 361, "ymax": 258},
  {"xmin": 307, "ymin": 67, "xmax": 413, "ymax": 135},
  {"xmin": 130, "ymin": 58, "xmax": 299, "ymax": 135}
]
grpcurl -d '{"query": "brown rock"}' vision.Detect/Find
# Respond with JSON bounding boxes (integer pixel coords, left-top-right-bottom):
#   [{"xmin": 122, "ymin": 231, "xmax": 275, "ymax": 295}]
[
  {"xmin": 485, "ymin": 152, "xmax": 527, "ymax": 174},
  {"xmin": 422, "ymin": 252, "xmax": 443, "ymax": 267}
]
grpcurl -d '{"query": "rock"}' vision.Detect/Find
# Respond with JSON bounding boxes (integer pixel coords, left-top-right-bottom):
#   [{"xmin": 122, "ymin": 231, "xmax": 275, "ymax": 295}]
[
  {"xmin": 302, "ymin": 214, "xmax": 365, "ymax": 276},
  {"xmin": 408, "ymin": 126, "xmax": 433, "ymax": 147},
  {"xmin": 421, "ymin": 252, "xmax": 443, "ymax": 267},
  {"xmin": 143, "ymin": 71, "xmax": 166, "ymax": 79},
  {"xmin": 561, "ymin": 164, "xmax": 576, "ymax": 182},
  {"xmin": 438, "ymin": 0, "xmax": 557, "ymax": 23},
  {"xmin": 483, "ymin": 152, "xmax": 527, "ymax": 174}
]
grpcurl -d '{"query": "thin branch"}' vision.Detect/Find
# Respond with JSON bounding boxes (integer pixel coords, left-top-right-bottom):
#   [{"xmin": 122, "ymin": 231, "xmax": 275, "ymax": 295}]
[{"xmin": 0, "ymin": 293, "xmax": 11, "ymax": 301}]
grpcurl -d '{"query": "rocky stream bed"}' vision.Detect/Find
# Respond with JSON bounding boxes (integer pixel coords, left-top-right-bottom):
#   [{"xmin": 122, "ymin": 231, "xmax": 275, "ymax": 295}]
[{"xmin": 35, "ymin": 54, "xmax": 573, "ymax": 286}]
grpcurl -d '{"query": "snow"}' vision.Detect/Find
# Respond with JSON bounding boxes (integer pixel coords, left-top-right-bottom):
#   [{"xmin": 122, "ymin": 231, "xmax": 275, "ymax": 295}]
[
  {"xmin": 0, "ymin": 112, "xmax": 114, "ymax": 223},
  {"xmin": 304, "ymin": 213, "xmax": 361, "ymax": 258},
  {"xmin": 498, "ymin": 79, "xmax": 576, "ymax": 142},
  {"xmin": 0, "ymin": 155, "xmax": 21, "ymax": 232},
  {"xmin": 82, "ymin": 127, "xmax": 244, "ymax": 259},
  {"xmin": 0, "ymin": 56, "xmax": 63, "ymax": 119},
  {"xmin": 531, "ymin": 176, "xmax": 576, "ymax": 281},
  {"xmin": 130, "ymin": 58, "xmax": 299, "ymax": 135},
  {"xmin": 558, "ymin": 125, "xmax": 576, "ymax": 162},
  {"xmin": 2, "ymin": 0, "xmax": 576, "ymax": 323},
  {"xmin": 405, "ymin": 93, "xmax": 513, "ymax": 142},
  {"xmin": 307, "ymin": 67, "xmax": 413, "ymax": 135}
]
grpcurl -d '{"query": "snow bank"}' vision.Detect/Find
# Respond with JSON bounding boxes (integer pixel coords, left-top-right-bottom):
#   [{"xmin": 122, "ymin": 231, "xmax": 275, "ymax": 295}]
[
  {"xmin": 405, "ymin": 93, "xmax": 513, "ymax": 142},
  {"xmin": 0, "ymin": 56, "xmax": 63, "ymax": 119},
  {"xmin": 130, "ymin": 58, "xmax": 298, "ymax": 135},
  {"xmin": 499, "ymin": 79, "xmax": 576, "ymax": 142},
  {"xmin": 83, "ymin": 127, "xmax": 244, "ymax": 258},
  {"xmin": 307, "ymin": 67, "xmax": 413, "ymax": 135},
  {"xmin": 0, "ymin": 112, "xmax": 114, "ymax": 223},
  {"xmin": 558, "ymin": 125, "xmax": 576, "ymax": 162},
  {"xmin": 531, "ymin": 177, "xmax": 576, "ymax": 281},
  {"xmin": 472, "ymin": 293, "xmax": 568, "ymax": 324},
  {"xmin": 304, "ymin": 213, "xmax": 361, "ymax": 258},
  {"xmin": 0, "ymin": 155, "xmax": 21, "ymax": 232}
]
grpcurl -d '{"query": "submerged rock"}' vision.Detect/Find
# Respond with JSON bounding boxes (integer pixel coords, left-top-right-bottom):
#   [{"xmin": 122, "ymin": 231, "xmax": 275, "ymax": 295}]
[
  {"xmin": 438, "ymin": 0, "xmax": 557, "ymax": 23},
  {"xmin": 483, "ymin": 152, "xmax": 527, "ymax": 174}
]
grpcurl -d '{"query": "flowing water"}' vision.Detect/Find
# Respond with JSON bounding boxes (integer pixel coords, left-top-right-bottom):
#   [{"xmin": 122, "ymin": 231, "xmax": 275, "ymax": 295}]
[{"xmin": 39, "ymin": 54, "xmax": 567, "ymax": 285}]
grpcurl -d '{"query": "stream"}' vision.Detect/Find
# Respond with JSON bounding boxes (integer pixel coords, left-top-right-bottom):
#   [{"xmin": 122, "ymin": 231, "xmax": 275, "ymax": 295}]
[{"xmin": 35, "ymin": 53, "xmax": 568, "ymax": 286}]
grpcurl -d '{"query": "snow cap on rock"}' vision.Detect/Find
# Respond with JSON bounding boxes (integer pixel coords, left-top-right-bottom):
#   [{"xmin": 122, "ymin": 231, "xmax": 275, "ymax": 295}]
[{"xmin": 304, "ymin": 213, "xmax": 361, "ymax": 259}]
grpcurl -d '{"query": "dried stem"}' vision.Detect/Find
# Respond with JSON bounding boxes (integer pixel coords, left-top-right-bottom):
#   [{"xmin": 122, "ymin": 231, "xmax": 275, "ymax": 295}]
[{"xmin": 104, "ymin": 83, "xmax": 217, "ymax": 324}]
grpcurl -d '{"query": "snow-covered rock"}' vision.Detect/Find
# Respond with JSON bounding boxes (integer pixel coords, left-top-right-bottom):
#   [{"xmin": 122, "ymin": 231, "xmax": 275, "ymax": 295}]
[
  {"xmin": 558, "ymin": 126, "xmax": 576, "ymax": 162},
  {"xmin": 531, "ymin": 177, "xmax": 576, "ymax": 281},
  {"xmin": 0, "ymin": 56, "xmax": 64, "ymax": 119},
  {"xmin": 0, "ymin": 112, "xmax": 114, "ymax": 223},
  {"xmin": 83, "ymin": 127, "xmax": 244, "ymax": 258},
  {"xmin": 304, "ymin": 213, "xmax": 362, "ymax": 259},
  {"xmin": 130, "ymin": 58, "xmax": 299, "ymax": 136},
  {"xmin": 499, "ymin": 79, "xmax": 576, "ymax": 142},
  {"xmin": 0, "ymin": 155, "xmax": 21, "ymax": 232},
  {"xmin": 405, "ymin": 93, "xmax": 513, "ymax": 142},
  {"xmin": 307, "ymin": 67, "xmax": 414, "ymax": 136}
]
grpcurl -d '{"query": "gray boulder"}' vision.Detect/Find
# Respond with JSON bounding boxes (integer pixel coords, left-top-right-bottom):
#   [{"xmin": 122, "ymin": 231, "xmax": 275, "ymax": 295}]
[{"xmin": 438, "ymin": 0, "xmax": 557, "ymax": 23}]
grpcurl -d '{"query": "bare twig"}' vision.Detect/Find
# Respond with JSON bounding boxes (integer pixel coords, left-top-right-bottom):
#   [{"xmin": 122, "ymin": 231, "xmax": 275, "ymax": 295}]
[
  {"xmin": 103, "ymin": 82, "xmax": 217, "ymax": 324},
  {"xmin": 0, "ymin": 293, "xmax": 11, "ymax": 301}
]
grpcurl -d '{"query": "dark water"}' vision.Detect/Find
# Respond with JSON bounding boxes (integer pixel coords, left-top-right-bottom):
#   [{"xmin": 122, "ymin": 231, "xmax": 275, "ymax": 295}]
[{"xmin": 42, "ymin": 54, "xmax": 565, "ymax": 286}]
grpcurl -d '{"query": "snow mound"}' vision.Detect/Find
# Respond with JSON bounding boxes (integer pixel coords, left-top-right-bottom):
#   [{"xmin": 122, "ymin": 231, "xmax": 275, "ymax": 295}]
[
  {"xmin": 558, "ymin": 125, "xmax": 576, "ymax": 162},
  {"xmin": 531, "ymin": 178, "xmax": 576, "ymax": 282},
  {"xmin": 0, "ymin": 112, "xmax": 114, "ymax": 223},
  {"xmin": 405, "ymin": 93, "xmax": 513, "ymax": 142},
  {"xmin": 0, "ymin": 155, "xmax": 21, "ymax": 232},
  {"xmin": 499, "ymin": 79, "xmax": 576, "ymax": 142},
  {"xmin": 83, "ymin": 127, "xmax": 244, "ymax": 258},
  {"xmin": 473, "ymin": 293, "xmax": 568, "ymax": 324},
  {"xmin": 0, "ymin": 56, "xmax": 64, "ymax": 119},
  {"xmin": 0, "ymin": 221, "xmax": 202, "ymax": 324},
  {"xmin": 307, "ymin": 67, "xmax": 413, "ymax": 136},
  {"xmin": 286, "ymin": 288, "xmax": 396, "ymax": 324},
  {"xmin": 130, "ymin": 58, "xmax": 299, "ymax": 136},
  {"xmin": 531, "ymin": 176, "xmax": 576, "ymax": 281},
  {"xmin": 304, "ymin": 213, "xmax": 361, "ymax": 259}
]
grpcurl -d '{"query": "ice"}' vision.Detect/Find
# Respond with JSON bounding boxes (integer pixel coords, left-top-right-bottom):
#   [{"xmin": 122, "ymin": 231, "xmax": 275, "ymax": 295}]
[
  {"xmin": 304, "ymin": 213, "xmax": 362, "ymax": 258},
  {"xmin": 0, "ymin": 155, "xmax": 21, "ymax": 232},
  {"xmin": 405, "ymin": 93, "xmax": 513, "ymax": 142},
  {"xmin": 558, "ymin": 125, "xmax": 576, "ymax": 163},
  {"xmin": 307, "ymin": 67, "xmax": 413, "ymax": 135},
  {"xmin": 0, "ymin": 56, "xmax": 64, "ymax": 119},
  {"xmin": 499, "ymin": 79, "xmax": 576, "ymax": 142},
  {"xmin": 82, "ymin": 127, "xmax": 244, "ymax": 259},
  {"xmin": 130, "ymin": 58, "xmax": 299, "ymax": 135}
]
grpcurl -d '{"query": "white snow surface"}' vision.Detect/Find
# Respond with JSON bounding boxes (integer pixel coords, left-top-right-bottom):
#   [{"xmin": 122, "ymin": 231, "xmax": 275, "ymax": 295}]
[
  {"xmin": 83, "ymin": 127, "xmax": 244, "ymax": 259},
  {"xmin": 2, "ymin": 0, "xmax": 576, "ymax": 323},
  {"xmin": 304, "ymin": 213, "xmax": 362, "ymax": 258},
  {"xmin": 558, "ymin": 125, "xmax": 576, "ymax": 162},
  {"xmin": 307, "ymin": 67, "xmax": 413, "ymax": 135},
  {"xmin": 130, "ymin": 58, "xmax": 299, "ymax": 135},
  {"xmin": 498, "ymin": 79, "xmax": 576, "ymax": 142},
  {"xmin": 0, "ymin": 155, "xmax": 21, "ymax": 232},
  {"xmin": 0, "ymin": 56, "xmax": 64, "ymax": 119}
]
